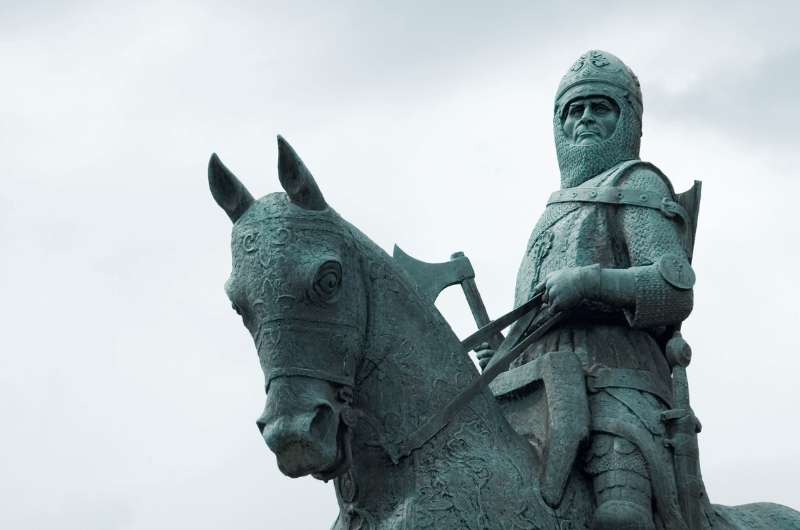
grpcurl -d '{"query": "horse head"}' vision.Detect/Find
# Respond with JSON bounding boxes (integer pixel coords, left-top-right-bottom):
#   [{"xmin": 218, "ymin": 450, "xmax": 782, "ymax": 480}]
[{"xmin": 209, "ymin": 137, "xmax": 368, "ymax": 479}]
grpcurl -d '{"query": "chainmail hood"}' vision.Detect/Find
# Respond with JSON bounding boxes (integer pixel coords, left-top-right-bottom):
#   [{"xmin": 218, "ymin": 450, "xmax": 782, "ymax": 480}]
[{"xmin": 554, "ymin": 50, "xmax": 643, "ymax": 188}]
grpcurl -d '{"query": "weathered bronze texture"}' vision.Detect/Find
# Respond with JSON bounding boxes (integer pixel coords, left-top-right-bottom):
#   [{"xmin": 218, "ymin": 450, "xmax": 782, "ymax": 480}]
[{"xmin": 209, "ymin": 51, "xmax": 800, "ymax": 529}]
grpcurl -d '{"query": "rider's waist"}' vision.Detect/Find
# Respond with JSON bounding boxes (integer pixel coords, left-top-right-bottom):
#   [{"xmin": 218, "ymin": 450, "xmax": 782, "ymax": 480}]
[{"xmin": 514, "ymin": 322, "xmax": 671, "ymax": 381}]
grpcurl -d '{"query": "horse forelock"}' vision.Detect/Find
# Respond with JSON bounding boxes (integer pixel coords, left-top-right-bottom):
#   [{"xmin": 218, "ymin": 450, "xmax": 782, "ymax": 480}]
[{"xmin": 234, "ymin": 192, "xmax": 344, "ymax": 233}]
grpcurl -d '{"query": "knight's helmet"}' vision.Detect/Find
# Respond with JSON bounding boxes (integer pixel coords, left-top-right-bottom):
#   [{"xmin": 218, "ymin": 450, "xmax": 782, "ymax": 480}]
[{"xmin": 554, "ymin": 50, "xmax": 643, "ymax": 188}]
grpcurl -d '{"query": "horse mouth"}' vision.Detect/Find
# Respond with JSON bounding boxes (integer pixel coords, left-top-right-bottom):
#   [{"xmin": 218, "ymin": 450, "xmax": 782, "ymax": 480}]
[
  {"xmin": 268, "ymin": 406, "xmax": 341, "ymax": 478},
  {"xmin": 311, "ymin": 421, "xmax": 352, "ymax": 481},
  {"xmin": 274, "ymin": 439, "xmax": 338, "ymax": 478}
]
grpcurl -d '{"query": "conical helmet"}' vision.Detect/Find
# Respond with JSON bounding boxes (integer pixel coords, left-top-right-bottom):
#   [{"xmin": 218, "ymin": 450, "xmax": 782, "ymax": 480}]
[{"xmin": 553, "ymin": 50, "xmax": 643, "ymax": 188}]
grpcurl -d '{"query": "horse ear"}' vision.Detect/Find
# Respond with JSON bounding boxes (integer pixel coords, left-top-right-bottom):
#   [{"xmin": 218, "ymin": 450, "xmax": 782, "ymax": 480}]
[
  {"xmin": 277, "ymin": 135, "xmax": 327, "ymax": 210},
  {"xmin": 208, "ymin": 153, "xmax": 255, "ymax": 222}
]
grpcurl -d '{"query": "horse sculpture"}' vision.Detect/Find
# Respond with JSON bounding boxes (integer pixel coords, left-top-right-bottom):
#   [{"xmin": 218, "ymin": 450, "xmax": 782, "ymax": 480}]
[{"xmin": 209, "ymin": 136, "xmax": 800, "ymax": 529}]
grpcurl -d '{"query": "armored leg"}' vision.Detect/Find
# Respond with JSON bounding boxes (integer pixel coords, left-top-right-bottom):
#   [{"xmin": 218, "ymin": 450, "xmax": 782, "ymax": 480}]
[{"xmin": 586, "ymin": 433, "xmax": 655, "ymax": 530}]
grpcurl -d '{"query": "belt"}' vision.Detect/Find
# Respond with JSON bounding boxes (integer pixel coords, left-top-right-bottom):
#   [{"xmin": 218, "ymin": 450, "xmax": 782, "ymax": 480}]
[
  {"xmin": 490, "ymin": 354, "xmax": 674, "ymax": 409},
  {"xmin": 547, "ymin": 186, "xmax": 689, "ymax": 226},
  {"xmin": 588, "ymin": 366, "xmax": 674, "ymax": 408}
]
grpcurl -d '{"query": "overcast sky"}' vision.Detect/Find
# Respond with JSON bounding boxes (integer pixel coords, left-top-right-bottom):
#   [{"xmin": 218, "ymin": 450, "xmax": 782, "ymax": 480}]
[{"xmin": 2, "ymin": 1, "xmax": 799, "ymax": 529}]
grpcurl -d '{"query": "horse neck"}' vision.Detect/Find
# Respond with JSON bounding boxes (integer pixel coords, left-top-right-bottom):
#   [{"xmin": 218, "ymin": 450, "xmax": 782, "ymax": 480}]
[
  {"xmin": 353, "ymin": 238, "xmax": 478, "ymax": 434},
  {"xmin": 336, "ymin": 234, "xmax": 548, "ymax": 526},
  {"xmin": 335, "ymin": 244, "xmax": 552, "ymax": 529}
]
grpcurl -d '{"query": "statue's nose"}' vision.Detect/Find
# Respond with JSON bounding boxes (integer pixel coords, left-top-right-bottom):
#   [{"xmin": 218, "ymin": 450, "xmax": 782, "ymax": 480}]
[
  {"xmin": 579, "ymin": 107, "xmax": 595, "ymax": 122},
  {"xmin": 259, "ymin": 403, "xmax": 335, "ymax": 453}
]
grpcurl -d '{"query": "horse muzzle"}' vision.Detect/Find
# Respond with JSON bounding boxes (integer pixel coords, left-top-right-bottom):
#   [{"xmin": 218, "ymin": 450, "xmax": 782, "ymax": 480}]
[{"xmin": 258, "ymin": 391, "xmax": 340, "ymax": 478}]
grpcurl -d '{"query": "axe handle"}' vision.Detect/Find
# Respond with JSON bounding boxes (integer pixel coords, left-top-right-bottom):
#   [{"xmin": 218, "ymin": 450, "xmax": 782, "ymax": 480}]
[{"xmin": 460, "ymin": 277, "xmax": 504, "ymax": 350}]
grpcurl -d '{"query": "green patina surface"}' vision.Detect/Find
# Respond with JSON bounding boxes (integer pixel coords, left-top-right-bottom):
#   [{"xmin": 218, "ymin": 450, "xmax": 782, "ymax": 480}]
[{"xmin": 209, "ymin": 51, "xmax": 800, "ymax": 529}]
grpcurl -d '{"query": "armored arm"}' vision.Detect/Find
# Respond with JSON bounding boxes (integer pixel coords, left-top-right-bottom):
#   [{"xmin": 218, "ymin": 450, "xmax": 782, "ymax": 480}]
[
  {"xmin": 597, "ymin": 167, "xmax": 694, "ymax": 328},
  {"xmin": 579, "ymin": 258, "xmax": 693, "ymax": 328},
  {"xmin": 617, "ymin": 167, "xmax": 693, "ymax": 327}
]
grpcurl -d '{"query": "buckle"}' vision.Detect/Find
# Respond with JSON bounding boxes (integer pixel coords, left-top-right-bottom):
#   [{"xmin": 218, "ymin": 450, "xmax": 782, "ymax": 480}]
[{"xmin": 660, "ymin": 197, "xmax": 679, "ymax": 218}]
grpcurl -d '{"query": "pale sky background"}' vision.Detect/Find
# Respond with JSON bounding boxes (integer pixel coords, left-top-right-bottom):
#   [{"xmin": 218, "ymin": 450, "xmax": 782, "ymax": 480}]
[{"xmin": 2, "ymin": 1, "xmax": 799, "ymax": 529}]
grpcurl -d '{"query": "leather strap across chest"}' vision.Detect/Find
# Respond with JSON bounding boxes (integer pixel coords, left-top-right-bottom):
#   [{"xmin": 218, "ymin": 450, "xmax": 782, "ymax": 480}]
[{"xmin": 547, "ymin": 186, "xmax": 689, "ymax": 224}]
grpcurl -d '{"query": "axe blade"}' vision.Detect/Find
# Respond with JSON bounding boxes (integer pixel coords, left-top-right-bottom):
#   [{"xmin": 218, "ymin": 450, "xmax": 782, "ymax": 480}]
[{"xmin": 392, "ymin": 245, "xmax": 474, "ymax": 305}]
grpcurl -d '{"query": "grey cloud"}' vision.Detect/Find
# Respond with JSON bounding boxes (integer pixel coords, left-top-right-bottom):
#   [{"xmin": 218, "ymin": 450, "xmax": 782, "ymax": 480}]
[{"xmin": 650, "ymin": 48, "xmax": 800, "ymax": 149}]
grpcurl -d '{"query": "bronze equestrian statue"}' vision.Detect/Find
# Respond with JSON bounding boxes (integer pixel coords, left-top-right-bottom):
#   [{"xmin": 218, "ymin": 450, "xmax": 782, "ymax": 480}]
[{"xmin": 208, "ymin": 51, "xmax": 800, "ymax": 529}]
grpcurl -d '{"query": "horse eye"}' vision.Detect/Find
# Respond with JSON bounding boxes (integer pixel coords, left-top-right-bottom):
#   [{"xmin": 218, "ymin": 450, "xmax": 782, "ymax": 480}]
[{"xmin": 309, "ymin": 260, "xmax": 342, "ymax": 303}]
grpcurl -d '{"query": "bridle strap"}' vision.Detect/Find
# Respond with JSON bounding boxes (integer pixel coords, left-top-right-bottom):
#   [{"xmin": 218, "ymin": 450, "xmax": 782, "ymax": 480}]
[
  {"xmin": 266, "ymin": 367, "xmax": 354, "ymax": 392},
  {"xmin": 392, "ymin": 293, "xmax": 563, "ymax": 462}
]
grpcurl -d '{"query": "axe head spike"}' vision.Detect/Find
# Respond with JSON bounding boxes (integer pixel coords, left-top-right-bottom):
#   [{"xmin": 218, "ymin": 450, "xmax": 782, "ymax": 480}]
[{"xmin": 392, "ymin": 245, "xmax": 474, "ymax": 305}]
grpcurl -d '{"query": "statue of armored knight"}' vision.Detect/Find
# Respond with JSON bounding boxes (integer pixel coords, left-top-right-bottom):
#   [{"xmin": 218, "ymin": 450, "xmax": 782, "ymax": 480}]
[
  {"xmin": 209, "ymin": 46, "xmax": 800, "ymax": 530},
  {"xmin": 483, "ymin": 50, "xmax": 707, "ymax": 529}
]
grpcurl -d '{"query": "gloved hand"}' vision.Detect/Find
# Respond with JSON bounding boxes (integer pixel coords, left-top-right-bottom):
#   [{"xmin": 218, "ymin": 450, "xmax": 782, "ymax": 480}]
[
  {"xmin": 537, "ymin": 264, "xmax": 637, "ymax": 313},
  {"xmin": 537, "ymin": 264, "xmax": 602, "ymax": 312}
]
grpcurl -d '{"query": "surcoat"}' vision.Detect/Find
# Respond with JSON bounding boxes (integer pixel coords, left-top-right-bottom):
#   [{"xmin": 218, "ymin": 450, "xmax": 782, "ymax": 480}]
[{"xmin": 511, "ymin": 159, "xmax": 693, "ymax": 434}]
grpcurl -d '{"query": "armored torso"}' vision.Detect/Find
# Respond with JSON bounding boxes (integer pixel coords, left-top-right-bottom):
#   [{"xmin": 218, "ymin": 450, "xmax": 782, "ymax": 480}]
[{"xmin": 511, "ymin": 160, "xmax": 689, "ymax": 382}]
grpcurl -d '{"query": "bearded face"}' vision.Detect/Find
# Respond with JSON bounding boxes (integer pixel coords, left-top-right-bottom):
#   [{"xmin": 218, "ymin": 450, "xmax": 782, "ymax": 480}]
[{"xmin": 552, "ymin": 51, "xmax": 644, "ymax": 188}]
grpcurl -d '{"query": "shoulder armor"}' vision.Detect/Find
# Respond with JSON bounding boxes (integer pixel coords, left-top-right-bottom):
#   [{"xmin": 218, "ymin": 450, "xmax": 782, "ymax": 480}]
[
  {"xmin": 657, "ymin": 254, "xmax": 696, "ymax": 290},
  {"xmin": 606, "ymin": 160, "xmax": 677, "ymax": 196}
]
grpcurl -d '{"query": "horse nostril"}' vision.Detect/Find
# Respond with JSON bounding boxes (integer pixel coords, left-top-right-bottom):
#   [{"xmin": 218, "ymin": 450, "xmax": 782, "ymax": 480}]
[
  {"xmin": 260, "ymin": 403, "xmax": 336, "ymax": 455},
  {"xmin": 310, "ymin": 404, "xmax": 334, "ymax": 440},
  {"xmin": 256, "ymin": 400, "xmax": 270, "ymax": 435}
]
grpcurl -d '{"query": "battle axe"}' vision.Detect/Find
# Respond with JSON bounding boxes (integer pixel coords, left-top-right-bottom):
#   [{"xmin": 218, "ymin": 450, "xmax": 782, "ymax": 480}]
[{"xmin": 392, "ymin": 245, "xmax": 504, "ymax": 350}]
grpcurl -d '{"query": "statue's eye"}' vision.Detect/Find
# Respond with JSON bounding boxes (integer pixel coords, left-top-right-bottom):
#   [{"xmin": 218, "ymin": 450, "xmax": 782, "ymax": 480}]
[
  {"xmin": 594, "ymin": 103, "xmax": 609, "ymax": 114},
  {"xmin": 569, "ymin": 104, "xmax": 584, "ymax": 117},
  {"xmin": 309, "ymin": 260, "xmax": 342, "ymax": 304}
]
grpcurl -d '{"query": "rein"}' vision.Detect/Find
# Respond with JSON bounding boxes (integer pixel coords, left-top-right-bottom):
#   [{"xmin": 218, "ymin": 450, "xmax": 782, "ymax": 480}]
[
  {"xmin": 390, "ymin": 292, "xmax": 563, "ymax": 462},
  {"xmin": 339, "ymin": 289, "xmax": 558, "ymax": 464}
]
